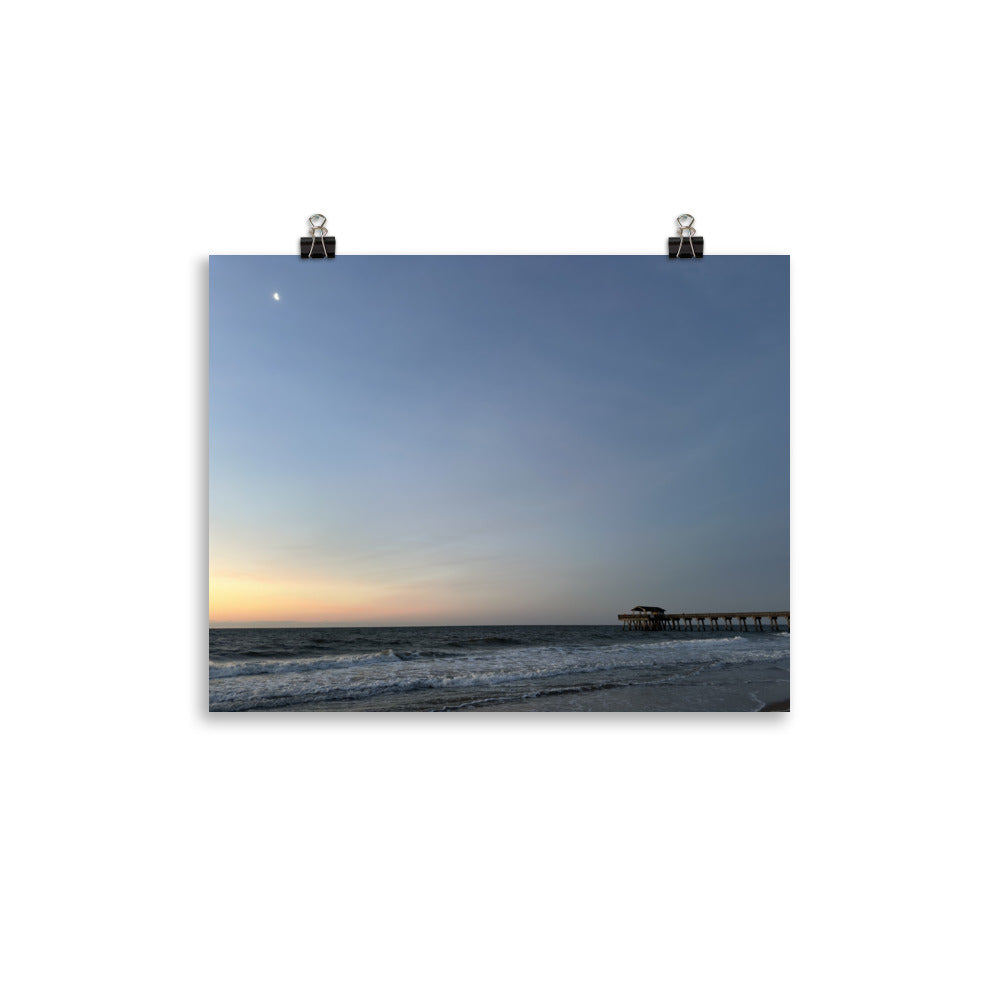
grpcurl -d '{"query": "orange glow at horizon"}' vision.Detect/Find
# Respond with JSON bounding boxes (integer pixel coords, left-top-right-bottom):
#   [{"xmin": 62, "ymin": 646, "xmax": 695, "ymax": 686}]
[{"xmin": 209, "ymin": 571, "xmax": 463, "ymax": 624}]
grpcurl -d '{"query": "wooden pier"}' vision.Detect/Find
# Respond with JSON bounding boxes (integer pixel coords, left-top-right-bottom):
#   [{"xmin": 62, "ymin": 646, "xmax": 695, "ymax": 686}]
[{"xmin": 618, "ymin": 606, "xmax": 789, "ymax": 632}]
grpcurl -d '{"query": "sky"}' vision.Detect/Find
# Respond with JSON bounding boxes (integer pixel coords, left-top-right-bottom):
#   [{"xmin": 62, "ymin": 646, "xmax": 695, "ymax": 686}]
[{"xmin": 209, "ymin": 255, "xmax": 789, "ymax": 627}]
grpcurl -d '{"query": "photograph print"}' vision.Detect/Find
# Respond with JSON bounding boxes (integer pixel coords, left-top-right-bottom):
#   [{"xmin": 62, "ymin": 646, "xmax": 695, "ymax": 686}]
[{"xmin": 209, "ymin": 254, "xmax": 789, "ymax": 711}]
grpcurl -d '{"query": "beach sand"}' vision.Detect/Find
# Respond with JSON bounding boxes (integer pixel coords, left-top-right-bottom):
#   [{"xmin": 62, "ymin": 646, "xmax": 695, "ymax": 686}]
[
  {"xmin": 269, "ymin": 681, "xmax": 791, "ymax": 712},
  {"xmin": 461, "ymin": 679, "xmax": 790, "ymax": 712},
  {"xmin": 760, "ymin": 698, "xmax": 790, "ymax": 712}
]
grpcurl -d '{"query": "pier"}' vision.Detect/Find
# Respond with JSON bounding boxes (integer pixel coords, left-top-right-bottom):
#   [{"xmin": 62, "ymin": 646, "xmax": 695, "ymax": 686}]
[{"xmin": 618, "ymin": 606, "xmax": 789, "ymax": 632}]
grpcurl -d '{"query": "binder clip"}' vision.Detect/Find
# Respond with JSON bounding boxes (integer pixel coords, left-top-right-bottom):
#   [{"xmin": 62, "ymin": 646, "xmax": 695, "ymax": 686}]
[
  {"xmin": 667, "ymin": 214, "xmax": 703, "ymax": 259},
  {"xmin": 300, "ymin": 214, "xmax": 336, "ymax": 259}
]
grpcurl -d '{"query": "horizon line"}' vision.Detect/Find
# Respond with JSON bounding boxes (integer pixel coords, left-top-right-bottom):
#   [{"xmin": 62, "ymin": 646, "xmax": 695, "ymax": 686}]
[{"xmin": 209, "ymin": 621, "xmax": 618, "ymax": 629}]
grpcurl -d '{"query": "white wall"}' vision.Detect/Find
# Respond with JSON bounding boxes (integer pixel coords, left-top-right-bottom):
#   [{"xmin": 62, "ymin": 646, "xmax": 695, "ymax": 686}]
[{"xmin": 2, "ymin": 2, "xmax": 996, "ymax": 999}]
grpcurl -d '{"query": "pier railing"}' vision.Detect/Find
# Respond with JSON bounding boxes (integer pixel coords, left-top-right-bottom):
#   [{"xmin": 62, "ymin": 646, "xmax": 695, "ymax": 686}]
[{"xmin": 618, "ymin": 612, "xmax": 789, "ymax": 632}]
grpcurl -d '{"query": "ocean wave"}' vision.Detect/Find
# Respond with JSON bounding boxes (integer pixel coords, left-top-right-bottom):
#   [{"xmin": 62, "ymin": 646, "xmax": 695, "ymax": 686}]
[
  {"xmin": 209, "ymin": 634, "xmax": 789, "ymax": 710},
  {"xmin": 210, "ymin": 648, "xmax": 402, "ymax": 680},
  {"xmin": 437, "ymin": 664, "xmax": 721, "ymax": 712},
  {"xmin": 443, "ymin": 636, "xmax": 526, "ymax": 647}
]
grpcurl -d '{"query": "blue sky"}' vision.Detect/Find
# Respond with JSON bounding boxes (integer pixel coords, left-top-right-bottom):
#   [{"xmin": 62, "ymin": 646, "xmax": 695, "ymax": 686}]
[{"xmin": 209, "ymin": 255, "xmax": 789, "ymax": 626}]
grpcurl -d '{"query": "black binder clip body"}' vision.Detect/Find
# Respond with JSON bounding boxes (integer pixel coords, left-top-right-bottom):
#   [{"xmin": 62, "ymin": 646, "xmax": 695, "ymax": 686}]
[
  {"xmin": 300, "ymin": 214, "xmax": 336, "ymax": 258},
  {"xmin": 668, "ymin": 214, "xmax": 703, "ymax": 259}
]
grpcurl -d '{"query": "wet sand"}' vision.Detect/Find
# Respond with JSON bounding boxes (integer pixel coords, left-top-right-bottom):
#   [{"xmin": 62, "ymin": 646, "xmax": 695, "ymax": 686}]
[
  {"xmin": 760, "ymin": 698, "xmax": 790, "ymax": 712},
  {"xmin": 461, "ymin": 679, "xmax": 790, "ymax": 712}
]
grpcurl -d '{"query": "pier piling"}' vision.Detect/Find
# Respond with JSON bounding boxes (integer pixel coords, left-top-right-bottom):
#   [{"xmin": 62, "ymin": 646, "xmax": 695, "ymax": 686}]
[{"xmin": 618, "ymin": 609, "xmax": 789, "ymax": 632}]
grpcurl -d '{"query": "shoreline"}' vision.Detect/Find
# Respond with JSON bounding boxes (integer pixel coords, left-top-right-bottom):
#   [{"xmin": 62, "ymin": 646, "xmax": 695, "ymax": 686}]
[{"xmin": 245, "ymin": 677, "xmax": 792, "ymax": 713}]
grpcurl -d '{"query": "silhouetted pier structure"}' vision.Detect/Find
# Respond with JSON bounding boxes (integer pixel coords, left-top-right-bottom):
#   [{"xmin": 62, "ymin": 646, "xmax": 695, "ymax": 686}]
[{"xmin": 618, "ymin": 606, "xmax": 789, "ymax": 632}]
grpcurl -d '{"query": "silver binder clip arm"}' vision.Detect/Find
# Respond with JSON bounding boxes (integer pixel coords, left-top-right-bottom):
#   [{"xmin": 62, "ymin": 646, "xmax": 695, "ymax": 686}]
[
  {"xmin": 307, "ymin": 214, "xmax": 329, "ymax": 259},
  {"xmin": 676, "ymin": 214, "xmax": 696, "ymax": 258}
]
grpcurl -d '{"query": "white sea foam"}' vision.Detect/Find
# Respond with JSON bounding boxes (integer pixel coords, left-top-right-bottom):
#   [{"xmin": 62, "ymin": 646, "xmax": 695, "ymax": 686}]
[{"xmin": 209, "ymin": 648, "xmax": 401, "ymax": 679}]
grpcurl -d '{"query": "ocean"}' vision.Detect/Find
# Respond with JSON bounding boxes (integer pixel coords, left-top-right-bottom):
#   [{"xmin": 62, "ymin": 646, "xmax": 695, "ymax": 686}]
[{"xmin": 209, "ymin": 624, "xmax": 790, "ymax": 712}]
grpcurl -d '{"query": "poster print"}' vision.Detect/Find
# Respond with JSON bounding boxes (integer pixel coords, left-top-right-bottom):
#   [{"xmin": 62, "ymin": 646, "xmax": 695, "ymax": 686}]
[{"xmin": 209, "ymin": 255, "xmax": 789, "ymax": 711}]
